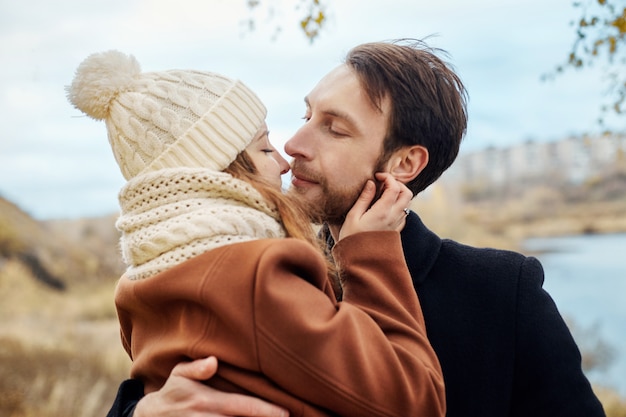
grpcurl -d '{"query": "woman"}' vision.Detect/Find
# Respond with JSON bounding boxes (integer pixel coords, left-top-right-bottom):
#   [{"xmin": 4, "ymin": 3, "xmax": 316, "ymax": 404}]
[{"xmin": 67, "ymin": 50, "xmax": 444, "ymax": 417}]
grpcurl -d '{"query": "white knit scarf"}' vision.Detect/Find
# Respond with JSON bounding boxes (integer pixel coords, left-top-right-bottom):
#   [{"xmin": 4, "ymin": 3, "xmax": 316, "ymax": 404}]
[{"xmin": 116, "ymin": 167, "xmax": 286, "ymax": 280}]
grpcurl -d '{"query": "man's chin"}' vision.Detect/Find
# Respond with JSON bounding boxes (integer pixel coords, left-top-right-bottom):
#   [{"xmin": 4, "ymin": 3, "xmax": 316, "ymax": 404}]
[
  {"xmin": 285, "ymin": 187, "xmax": 322, "ymax": 221},
  {"xmin": 287, "ymin": 185, "xmax": 356, "ymax": 225},
  {"xmin": 287, "ymin": 185, "xmax": 318, "ymax": 204}
]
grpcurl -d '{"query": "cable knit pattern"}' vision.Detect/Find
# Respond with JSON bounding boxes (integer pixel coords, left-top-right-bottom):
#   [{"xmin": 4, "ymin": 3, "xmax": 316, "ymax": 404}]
[
  {"xmin": 67, "ymin": 51, "xmax": 265, "ymax": 180},
  {"xmin": 116, "ymin": 167, "xmax": 285, "ymax": 280}
]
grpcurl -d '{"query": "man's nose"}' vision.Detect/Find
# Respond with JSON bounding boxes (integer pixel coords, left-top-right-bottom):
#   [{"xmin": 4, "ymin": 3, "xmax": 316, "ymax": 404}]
[{"xmin": 284, "ymin": 124, "xmax": 310, "ymax": 159}]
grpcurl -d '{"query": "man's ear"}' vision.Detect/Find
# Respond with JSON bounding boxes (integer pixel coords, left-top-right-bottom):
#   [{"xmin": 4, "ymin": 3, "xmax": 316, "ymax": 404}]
[{"xmin": 387, "ymin": 145, "xmax": 429, "ymax": 183}]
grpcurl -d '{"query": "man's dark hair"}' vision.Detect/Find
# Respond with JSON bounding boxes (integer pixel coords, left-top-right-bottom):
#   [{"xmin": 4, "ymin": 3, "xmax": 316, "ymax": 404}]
[{"xmin": 345, "ymin": 38, "xmax": 468, "ymax": 195}]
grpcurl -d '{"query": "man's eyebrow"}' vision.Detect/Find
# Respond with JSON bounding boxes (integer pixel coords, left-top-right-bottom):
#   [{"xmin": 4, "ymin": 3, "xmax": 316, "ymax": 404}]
[{"xmin": 304, "ymin": 96, "xmax": 359, "ymax": 132}]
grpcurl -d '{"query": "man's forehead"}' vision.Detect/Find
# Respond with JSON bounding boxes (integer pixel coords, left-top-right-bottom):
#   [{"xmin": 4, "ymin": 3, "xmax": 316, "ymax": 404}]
[
  {"xmin": 311, "ymin": 64, "xmax": 352, "ymax": 93},
  {"xmin": 304, "ymin": 66, "xmax": 360, "ymax": 109},
  {"xmin": 305, "ymin": 64, "xmax": 389, "ymax": 119}
]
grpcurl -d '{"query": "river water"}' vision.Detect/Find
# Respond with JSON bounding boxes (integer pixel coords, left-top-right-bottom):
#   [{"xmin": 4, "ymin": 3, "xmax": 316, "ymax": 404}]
[{"xmin": 522, "ymin": 233, "xmax": 626, "ymax": 396}]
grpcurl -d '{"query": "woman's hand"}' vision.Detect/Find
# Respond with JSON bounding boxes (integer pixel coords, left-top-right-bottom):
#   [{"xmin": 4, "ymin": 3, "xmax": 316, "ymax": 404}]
[{"xmin": 338, "ymin": 172, "xmax": 412, "ymax": 242}]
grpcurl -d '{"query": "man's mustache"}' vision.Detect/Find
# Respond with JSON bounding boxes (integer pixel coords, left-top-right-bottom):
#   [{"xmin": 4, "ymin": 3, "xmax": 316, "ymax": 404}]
[{"xmin": 289, "ymin": 160, "xmax": 325, "ymax": 186}]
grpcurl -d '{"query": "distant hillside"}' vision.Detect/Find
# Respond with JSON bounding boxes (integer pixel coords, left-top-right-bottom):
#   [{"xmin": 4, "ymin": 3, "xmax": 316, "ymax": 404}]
[{"xmin": 0, "ymin": 196, "xmax": 123, "ymax": 291}]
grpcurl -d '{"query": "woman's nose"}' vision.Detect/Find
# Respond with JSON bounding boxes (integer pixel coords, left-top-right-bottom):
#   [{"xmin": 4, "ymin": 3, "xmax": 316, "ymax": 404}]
[{"xmin": 277, "ymin": 153, "xmax": 290, "ymax": 175}]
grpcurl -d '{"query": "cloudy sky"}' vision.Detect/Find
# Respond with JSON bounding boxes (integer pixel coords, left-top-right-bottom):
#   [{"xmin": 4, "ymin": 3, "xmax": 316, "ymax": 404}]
[{"xmin": 0, "ymin": 0, "xmax": 621, "ymax": 219}]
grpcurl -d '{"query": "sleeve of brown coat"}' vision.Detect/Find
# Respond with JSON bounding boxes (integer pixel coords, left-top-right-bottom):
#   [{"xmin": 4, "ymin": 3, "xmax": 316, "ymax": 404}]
[{"xmin": 251, "ymin": 231, "xmax": 444, "ymax": 417}]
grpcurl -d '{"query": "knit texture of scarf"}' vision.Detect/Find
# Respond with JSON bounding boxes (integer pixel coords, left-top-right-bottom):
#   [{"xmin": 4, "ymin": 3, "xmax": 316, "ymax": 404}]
[{"xmin": 116, "ymin": 167, "xmax": 286, "ymax": 280}]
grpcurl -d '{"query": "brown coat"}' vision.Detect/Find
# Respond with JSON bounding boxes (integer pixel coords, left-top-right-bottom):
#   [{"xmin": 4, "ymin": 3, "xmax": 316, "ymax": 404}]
[{"xmin": 115, "ymin": 231, "xmax": 445, "ymax": 417}]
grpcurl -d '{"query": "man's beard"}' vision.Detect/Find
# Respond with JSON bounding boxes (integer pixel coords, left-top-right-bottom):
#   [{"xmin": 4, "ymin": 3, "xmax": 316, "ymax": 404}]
[
  {"xmin": 289, "ymin": 160, "xmax": 382, "ymax": 227},
  {"xmin": 291, "ymin": 181, "xmax": 361, "ymax": 226}
]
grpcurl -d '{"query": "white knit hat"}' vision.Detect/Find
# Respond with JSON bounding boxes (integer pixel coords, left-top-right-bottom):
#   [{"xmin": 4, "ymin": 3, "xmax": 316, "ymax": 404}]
[{"xmin": 66, "ymin": 50, "xmax": 266, "ymax": 180}]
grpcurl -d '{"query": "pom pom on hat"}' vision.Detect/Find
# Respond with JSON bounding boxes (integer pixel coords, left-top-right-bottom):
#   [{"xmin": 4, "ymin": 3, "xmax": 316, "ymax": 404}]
[
  {"xmin": 66, "ymin": 50, "xmax": 266, "ymax": 180},
  {"xmin": 67, "ymin": 50, "xmax": 141, "ymax": 120}
]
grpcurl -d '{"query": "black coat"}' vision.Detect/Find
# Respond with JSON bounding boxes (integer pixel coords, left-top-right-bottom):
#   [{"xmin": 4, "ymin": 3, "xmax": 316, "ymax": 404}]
[{"xmin": 401, "ymin": 212, "xmax": 605, "ymax": 416}]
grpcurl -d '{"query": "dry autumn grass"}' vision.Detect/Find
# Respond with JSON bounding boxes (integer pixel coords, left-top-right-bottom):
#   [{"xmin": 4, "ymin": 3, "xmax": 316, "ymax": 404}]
[{"xmin": 0, "ymin": 267, "xmax": 129, "ymax": 417}]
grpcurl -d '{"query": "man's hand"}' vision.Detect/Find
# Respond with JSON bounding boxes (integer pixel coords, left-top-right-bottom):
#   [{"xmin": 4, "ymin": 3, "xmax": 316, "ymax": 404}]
[
  {"xmin": 134, "ymin": 357, "xmax": 289, "ymax": 417},
  {"xmin": 338, "ymin": 172, "xmax": 412, "ymax": 241}
]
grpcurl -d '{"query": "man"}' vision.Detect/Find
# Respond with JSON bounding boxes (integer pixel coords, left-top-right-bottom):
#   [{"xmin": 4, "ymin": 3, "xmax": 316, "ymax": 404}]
[{"xmin": 108, "ymin": 39, "xmax": 605, "ymax": 417}]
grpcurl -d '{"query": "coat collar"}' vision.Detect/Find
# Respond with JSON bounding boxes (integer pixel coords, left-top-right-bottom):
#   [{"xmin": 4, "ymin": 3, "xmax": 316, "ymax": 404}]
[{"xmin": 401, "ymin": 211, "xmax": 442, "ymax": 286}]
